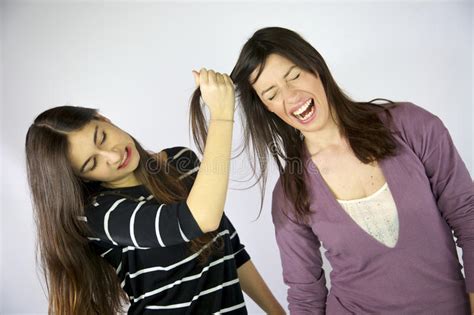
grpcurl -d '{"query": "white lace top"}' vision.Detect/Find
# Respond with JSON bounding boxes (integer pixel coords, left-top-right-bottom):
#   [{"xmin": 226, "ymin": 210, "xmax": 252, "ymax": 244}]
[{"xmin": 337, "ymin": 183, "xmax": 399, "ymax": 248}]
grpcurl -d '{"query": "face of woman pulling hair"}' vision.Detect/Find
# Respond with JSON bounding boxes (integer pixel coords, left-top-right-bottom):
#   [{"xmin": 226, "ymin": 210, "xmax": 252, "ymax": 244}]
[
  {"xmin": 67, "ymin": 116, "xmax": 141, "ymax": 188},
  {"xmin": 251, "ymin": 53, "xmax": 337, "ymax": 137}
]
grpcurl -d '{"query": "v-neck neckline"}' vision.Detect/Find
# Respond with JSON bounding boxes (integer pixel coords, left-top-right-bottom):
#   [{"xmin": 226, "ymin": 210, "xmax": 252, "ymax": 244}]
[
  {"xmin": 336, "ymin": 182, "xmax": 388, "ymax": 203},
  {"xmin": 303, "ymin": 144, "xmax": 402, "ymax": 250}
]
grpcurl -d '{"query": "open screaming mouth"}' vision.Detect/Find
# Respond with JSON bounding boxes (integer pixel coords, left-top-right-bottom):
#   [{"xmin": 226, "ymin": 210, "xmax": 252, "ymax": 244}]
[{"xmin": 292, "ymin": 99, "xmax": 315, "ymax": 121}]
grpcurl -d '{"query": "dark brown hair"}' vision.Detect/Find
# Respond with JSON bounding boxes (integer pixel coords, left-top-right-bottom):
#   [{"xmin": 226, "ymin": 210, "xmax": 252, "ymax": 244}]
[
  {"xmin": 190, "ymin": 27, "xmax": 398, "ymax": 221},
  {"xmin": 26, "ymin": 105, "xmax": 219, "ymax": 315}
]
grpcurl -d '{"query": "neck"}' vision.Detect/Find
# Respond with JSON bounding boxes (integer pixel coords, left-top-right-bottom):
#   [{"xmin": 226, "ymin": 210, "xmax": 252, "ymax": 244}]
[
  {"xmin": 302, "ymin": 118, "xmax": 345, "ymax": 155},
  {"xmin": 101, "ymin": 174, "xmax": 141, "ymax": 189}
]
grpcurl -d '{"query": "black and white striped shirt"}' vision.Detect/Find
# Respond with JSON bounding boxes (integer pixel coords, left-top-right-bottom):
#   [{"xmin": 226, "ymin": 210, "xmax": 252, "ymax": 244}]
[{"xmin": 85, "ymin": 147, "xmax": 250, "ymax": 314}]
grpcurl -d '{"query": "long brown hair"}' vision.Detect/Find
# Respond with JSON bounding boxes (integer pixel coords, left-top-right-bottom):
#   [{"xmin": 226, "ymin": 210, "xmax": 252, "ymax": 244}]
[
  {"xmin": 26, "ymin": 105, "xmax": 219, "ymax": 315},
  {"xmin": 190, "ymin": 27, "xmax": 398, "ymax": 221}
]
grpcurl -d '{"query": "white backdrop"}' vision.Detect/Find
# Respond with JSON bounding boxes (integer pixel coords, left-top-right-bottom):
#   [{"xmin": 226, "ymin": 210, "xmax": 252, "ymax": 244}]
[{"xmin": 1, "ymin": 1, "xmax": 472, "ymax": 314}]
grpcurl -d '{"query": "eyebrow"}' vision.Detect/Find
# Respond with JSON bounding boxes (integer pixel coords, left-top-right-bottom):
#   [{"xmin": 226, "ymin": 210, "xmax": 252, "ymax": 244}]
[
  {"xmin": 79, "ymin": 125, "xmax": 98, "ymax": 173},
  {"xmin": 260, "ymin": 65, "xmax": 298, "ymax": 97}
]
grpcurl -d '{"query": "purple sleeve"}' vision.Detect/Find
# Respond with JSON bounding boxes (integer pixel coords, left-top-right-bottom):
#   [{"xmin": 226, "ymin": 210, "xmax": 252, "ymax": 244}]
[
  {"xmin": 399, "ymin": 103, "xmax": 474, "ymax": 291},
  {"xmin": 272, "ymin": 180, "xmax": 328, "ymax": 314}
]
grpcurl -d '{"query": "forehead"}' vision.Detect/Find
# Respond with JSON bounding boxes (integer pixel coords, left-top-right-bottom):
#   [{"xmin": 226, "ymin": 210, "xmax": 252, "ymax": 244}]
[
  {"xmin": 251, "ymin": 54, "xmax": 296, "ymax": 88},
  {"xmin": 67, "ymin": 120, "xmax": 97, "ymax": 145},
  {"xmin": 67, "ymin": 120, "xmax": 100, "ymax": 170}
]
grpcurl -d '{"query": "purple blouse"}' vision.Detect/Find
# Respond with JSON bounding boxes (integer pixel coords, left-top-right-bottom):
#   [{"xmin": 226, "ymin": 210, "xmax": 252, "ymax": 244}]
[{"xmin": 272, "ymin": 103, "xmax": 474, "ymax": 314}]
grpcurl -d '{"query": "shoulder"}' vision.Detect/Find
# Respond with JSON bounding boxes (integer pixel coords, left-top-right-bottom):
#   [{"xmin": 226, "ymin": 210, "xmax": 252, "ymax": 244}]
[
  {"xmin": 386, "ymin": 102, "xmax": 445, "ymax": 133},
  {"xmin": 163, "ymin": 146, "xmax": 200, "ymax": 165},
  {"xmin": 162, "ymin": 146, "xmax": 200, "ymax": 161},
  {"xmin": 160, "ymin": 146, "xmax": 201, "ymax": 181},
  {"xmin": 385, "ymin": 102, "xmax": 450, "ymax": 158},
  {"xmin": 388, "ymin": 102, "xmax": 437, "ymax": 118}
]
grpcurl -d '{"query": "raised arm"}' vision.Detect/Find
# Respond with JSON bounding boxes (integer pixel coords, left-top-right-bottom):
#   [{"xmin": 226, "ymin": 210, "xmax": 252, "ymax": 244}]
[
  {"xmin": 186, "ymin": 69, "xmax": 235, "ymax": 232},
  {"xmin": 85, "ymin": 68, "xmax": 236, "ymax": 247}
]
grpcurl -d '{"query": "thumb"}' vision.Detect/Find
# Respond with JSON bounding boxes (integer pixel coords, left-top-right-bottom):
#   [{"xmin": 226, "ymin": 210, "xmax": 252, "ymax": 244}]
[{"xmin": 192, "ymin": 70, "xmax": 200, "ymax": 87}]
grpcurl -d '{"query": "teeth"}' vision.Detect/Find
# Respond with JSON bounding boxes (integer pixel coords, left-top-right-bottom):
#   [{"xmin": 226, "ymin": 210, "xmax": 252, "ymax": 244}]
[
  {"xmin": 299, "ymin": 105, "xmax": 315, "ymax": 121},
  {"xmin": 293, "ymin": 99, "xmax": 312, "ymax": 116}
]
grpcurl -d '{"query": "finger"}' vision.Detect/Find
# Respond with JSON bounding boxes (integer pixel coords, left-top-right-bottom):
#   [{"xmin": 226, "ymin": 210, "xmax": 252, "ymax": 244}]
[
  {"xmin": 192, "ymin": 70, "xmax": 200, "ymax": 87},
  {"xmin": 207, "ymin": 69, "xmax": 216, "ymax": 85},
  {"xmin": 223, "ymin": 74, "xmax": 234, "ymax": 86},
  {"xmin": 216, "ymin": 73, "xmax": 225, "ymax": 84},
  {"xmin": 199, "ymin": 68, "xmax": 209, "ymax": 85}
]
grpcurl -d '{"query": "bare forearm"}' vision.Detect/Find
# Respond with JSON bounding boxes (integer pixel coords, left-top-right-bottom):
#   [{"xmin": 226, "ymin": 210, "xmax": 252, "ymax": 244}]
[
  {"xmin": 238, "ymin": 260, "xmax": 285, "ymax": 314},
  {"xmin": 187, "ymin": 120, "xmax": 233, "ymax": 231}
]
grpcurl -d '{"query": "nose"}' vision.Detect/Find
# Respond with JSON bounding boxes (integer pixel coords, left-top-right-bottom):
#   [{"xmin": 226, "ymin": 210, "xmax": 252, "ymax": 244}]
[
  {"xmin": 281, "ymin": 85, "xmax": 299, "ymax": 105},
  {"xmin": 99, "ymin": 149, "xmax": 122, "ymax": 166}
]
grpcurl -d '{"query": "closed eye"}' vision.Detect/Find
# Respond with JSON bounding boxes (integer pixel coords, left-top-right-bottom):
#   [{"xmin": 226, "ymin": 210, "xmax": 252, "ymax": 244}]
[
  {"xmin": 267, "ymin": 72, "xmax": 300, "ymax": 101},
  {"xmin": 89, "ymin": 158, "xmax": 97, "ymax": 172},
  {"xmin": 100, "ymin": 131, "xmax": 107, "ymax": 145},
  {"xmin": 88, "ymin": 132, "xmax": 106, "ymax": 172},
  {"xmin": 291, "ymin": 73, "xmax": 300, "ymax": 80}
]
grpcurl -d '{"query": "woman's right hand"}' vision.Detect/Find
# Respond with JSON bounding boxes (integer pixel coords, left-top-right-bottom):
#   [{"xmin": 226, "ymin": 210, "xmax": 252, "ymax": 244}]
[
  {"xmin": 187, "ymin": 68, "xmax": 235, "ymax": 232},
  {"xmin": 192, "ymin": 68, "xmax": 235, "ymax": 121}
]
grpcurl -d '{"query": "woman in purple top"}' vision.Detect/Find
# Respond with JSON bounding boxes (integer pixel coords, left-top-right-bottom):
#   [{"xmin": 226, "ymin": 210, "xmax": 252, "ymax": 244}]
[{"xmin": 190, "ymin": 27, "xmax": 474, "ymax": 314}]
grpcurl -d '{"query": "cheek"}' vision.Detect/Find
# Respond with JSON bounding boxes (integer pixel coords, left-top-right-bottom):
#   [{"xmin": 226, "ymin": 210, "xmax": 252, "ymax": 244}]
[
  {"xmin": 257, "ymin": 96, "xmax": 271, "ymax": 111},
  {"xmin": 131, "ymin": 147, "xmax": 140, "ymax": 166},
  {"xmin": 264, "ymin": 104, "xmax": 274, "ymax": 113},
  {"xmin": 260, "ymin": 100, "xmax": 293, "ymax": 124},
  {"xmin": 319, "ymin": 100, "xmax": 330, "ymax": 117},
  {"xmin": 274, "ymin": 106, "xmax": 290, "ymax": 120},
  {"xmin": 315, "ymin": 83, "xmax": 328, "ymax": 105},
  {"xmin": 264, "ymin": 100, "xmax": 283, "ymax": 114},
  {"xmin": 131, "ymin": 156, "xmax": 140, "ymax": 172}
]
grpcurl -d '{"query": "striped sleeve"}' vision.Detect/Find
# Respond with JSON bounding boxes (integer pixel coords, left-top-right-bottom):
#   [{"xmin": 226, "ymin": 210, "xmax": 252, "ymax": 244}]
[
  {"xmin": 223, "ymin": 214, "xmax": 251, "ymax": 268},
  {"xmin": 85, "ymin": 194, "xmax": 204, "ymax": 248},
  {"xmin": 164, "ymin": 147, "xmax": 200, "ymax": 182}
]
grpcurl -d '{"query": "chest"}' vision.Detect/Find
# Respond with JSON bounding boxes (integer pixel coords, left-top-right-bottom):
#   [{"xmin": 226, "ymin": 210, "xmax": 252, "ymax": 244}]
[
  {"xmin": 311, "ymin": 149, "xmax": 386, "ymax": 201},
  {"xmin": 306, "ymin": 146, "xmax": 449, "ymax": 257}
]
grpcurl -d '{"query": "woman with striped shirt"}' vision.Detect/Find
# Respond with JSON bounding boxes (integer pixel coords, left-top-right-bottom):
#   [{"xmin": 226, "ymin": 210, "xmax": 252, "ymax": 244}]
[{"xmin": 25, "ymin": 69, "xmax": 284, "ymax": 314}]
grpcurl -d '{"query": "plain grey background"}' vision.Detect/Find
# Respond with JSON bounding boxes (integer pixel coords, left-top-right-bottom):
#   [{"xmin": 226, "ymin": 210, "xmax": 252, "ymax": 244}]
[{"xmin": 1, "ymin": 0, "xmax": 472, "ymax": 314}]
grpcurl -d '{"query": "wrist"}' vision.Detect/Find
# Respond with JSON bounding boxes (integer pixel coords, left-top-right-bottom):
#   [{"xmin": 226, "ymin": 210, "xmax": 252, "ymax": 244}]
[
  {"xmin": 210, "ymin": 118, "xmax": 234, "ymax": 123},
  {"xmin": 210, "ymin": 115, "xmax": 234, "ymax": 121},
  {"xmin": 209, "ymin": 109, "xmax": 234, "ymax": 122}
]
